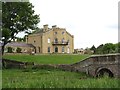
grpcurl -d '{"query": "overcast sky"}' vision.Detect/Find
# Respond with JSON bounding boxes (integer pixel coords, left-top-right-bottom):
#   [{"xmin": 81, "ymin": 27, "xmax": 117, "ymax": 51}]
[{"xmin": 22, "ymin": 0, "xmax": 119, "ymax": 49}]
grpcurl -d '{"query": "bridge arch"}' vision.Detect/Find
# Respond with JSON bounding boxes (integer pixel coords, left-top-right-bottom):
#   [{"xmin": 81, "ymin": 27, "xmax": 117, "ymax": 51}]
[{"xmin": 96, "ymin": 68, "xmax": 114, "ymax": 78}]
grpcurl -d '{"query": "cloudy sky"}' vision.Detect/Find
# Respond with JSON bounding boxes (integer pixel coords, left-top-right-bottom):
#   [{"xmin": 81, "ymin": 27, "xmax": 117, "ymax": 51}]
[{"xmin": 27, "ymin": 0, "xmax": 119, "ymax": 49}]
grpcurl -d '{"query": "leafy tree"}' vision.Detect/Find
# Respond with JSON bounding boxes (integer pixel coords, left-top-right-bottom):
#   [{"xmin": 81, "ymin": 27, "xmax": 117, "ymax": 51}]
[
  {"xmin": 117, "ymin": 42, "xmax": 120, "ymax": 53},
  {"xmin": 102, "ymin": 43, "xmax": 115, "ymax": 54},
  {"xmin": 15, "ymin": 37, "xmax": 26, "ymax": 42},
  {"xmin": 90, "ymin": 45, "xmax": 96, "ymax": 54},
  {"xmin": 96, "ymin": 44, "xmax": 104, "ymax": 54},
  {"xmin": 2, "ymin": 2, "xmax": 40, "ymax": 54}
]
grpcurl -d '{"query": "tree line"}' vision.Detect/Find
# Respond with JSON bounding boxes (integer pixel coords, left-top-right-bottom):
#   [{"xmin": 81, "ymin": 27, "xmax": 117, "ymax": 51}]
[{"xmin": 90, "ymin": 42, "xmax": 120, "ymax": 54}]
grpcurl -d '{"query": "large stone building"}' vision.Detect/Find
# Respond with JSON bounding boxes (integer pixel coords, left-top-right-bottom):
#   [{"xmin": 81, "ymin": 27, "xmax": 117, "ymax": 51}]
[{"xmin": 26, "ymin": 24, "xmax": 74, "ymax": 54}]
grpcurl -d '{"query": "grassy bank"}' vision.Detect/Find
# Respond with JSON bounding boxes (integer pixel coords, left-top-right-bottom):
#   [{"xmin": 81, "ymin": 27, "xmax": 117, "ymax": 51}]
[
  {"xmin": 2, "ymin": 69, "xmax": 119, "ymax": 88},
  {"xmin": 3, "ymin": 54, "xmax": 89, "ymax": 64}
]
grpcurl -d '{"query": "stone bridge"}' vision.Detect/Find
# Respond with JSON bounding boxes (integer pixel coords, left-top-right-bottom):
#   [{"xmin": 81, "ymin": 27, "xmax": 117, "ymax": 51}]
[
  {"xmin": 2, "ymin": 54, "xmax": 120, "ymax": 78},
  {"xmin": 69, "ymin": 54, "xmax": 120, "ymax": 78}
]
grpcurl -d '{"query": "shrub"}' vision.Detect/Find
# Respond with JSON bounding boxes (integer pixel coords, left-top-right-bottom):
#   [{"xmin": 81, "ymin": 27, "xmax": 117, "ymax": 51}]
[
  {"xmin": 7, "ymin": 47, "xmax": 13, "ymax": 53},
  {"xmin": 16, "ymin": 47, "xmax": 22, "ymax": 53}
]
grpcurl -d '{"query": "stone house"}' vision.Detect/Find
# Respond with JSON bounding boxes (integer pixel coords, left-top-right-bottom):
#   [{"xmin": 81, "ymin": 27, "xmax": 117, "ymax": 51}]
[
  {"xmin": 74, "ymin": 48, "xmax": 85, "ymax": 54},
  {"xmin": 26, "ymin": 24, "xmax": 74, "ymax": 54},
  {"xmin": 4, "ymin": 42, "xmax": 35, "ymax": 53}
]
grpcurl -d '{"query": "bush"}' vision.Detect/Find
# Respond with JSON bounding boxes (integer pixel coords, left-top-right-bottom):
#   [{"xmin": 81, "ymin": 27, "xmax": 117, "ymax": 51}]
[
  {"xmin": 7, "ymin": 47, "xmax": 13, "ymax": 53},
  {"xmin": 16, "ymin": 47, "xmax": 22, "ymax": 53}
]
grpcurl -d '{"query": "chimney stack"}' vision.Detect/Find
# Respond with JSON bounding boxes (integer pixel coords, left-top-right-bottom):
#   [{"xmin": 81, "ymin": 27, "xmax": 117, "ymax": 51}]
[
  {"xmin": 52, "ymin": 25, "xmax": 57, "ymax": 29},
  {"xmin": 43, "ymin": 24, "xmax": 48, "ymax": 31}
]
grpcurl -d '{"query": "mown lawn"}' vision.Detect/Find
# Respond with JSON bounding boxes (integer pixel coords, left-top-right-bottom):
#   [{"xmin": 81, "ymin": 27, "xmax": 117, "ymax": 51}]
[
  {"xmin": 3, "ymin": 54, "xmax": 89, "ymax": 64},
  {"xmin": 2, "ymin": 69, "xmax": 119, "ymax": 88}
]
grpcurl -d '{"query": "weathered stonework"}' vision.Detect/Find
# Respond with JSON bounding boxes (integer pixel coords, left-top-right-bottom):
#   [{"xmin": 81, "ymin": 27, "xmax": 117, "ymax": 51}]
[
  {"xmin": 27, "ymin": 25, "xmax": 74, "ymax": 54},
  {"xmin": 70, "ymin": 54, "xmax": 120, "ymax": 78},
  {"xmin": 2, "ymin": 54, "xmax": 120, "ymax": 78}
]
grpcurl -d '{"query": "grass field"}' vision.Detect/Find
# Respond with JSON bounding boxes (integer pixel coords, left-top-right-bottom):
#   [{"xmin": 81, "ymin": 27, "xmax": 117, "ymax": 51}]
[
  {"xmin": 3, "ymin": 54, "xmax": 89, "ymax": 64},
  {"xmin": 2, "ymin": 54, "xmax": 120, "ymax": 88},
  {"xmin": 2, "ymin": 69, "xmax": 119, "ymax": 88}
]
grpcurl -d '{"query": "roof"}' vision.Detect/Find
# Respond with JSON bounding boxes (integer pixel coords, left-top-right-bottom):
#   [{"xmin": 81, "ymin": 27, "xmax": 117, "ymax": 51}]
[
  {"xmin": 5, "ymin": 42, "xmax": 35, "ymax": 48},
  {"xmin": 32, "ymin": 28, "xmax": 74, "ymax": 37}
]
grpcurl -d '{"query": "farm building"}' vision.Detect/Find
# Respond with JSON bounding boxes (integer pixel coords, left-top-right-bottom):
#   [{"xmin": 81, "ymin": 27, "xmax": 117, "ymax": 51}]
[{"xmin": 4, "ymin": 42, "xmax": 35, "ymax": 53}]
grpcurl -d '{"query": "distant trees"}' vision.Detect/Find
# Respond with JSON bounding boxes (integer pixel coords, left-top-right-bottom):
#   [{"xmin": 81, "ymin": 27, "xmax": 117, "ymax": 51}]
[
  {"xmin": 90, "ymin": 45, "xmax": 96, "ymax": 54},
  {"xmin": 90, "ymin": 42, "xmax": 120, "ymax": 54},
  {"xmin": 15, "ymin": 37, "xmax": 26, "ymax": 42}
]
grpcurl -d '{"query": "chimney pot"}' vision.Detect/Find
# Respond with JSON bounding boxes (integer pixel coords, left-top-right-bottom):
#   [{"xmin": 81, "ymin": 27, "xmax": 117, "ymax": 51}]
[{"xmin": 52, "ymin": 25, "xmax": 57, "ymax": 29}]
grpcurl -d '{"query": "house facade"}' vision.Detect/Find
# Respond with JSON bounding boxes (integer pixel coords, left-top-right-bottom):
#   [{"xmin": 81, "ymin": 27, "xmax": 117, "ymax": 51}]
[{"xmin": 26, "ymin": 24, "xmax": 74, "ymax": 54}]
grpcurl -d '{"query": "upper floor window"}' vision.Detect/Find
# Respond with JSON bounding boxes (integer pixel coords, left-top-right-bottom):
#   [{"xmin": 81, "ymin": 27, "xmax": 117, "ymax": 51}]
[
  {"xmin": 62, "ymin": 38, "xmax": 64, "ymax": 43},
  {"xmin": 54, "ymin": 32, "xmax": 57, "ymax": 35},
  {"xmin": 62, "ymin": 32, "xmax": 65, "ymax": 35},
  {"xmin": 68, "ymin": 40, "xmax": 70, "ymax": 45},
  {"xmin": 34, "ymin": 40, "xmax": 36, "ymax": 43},
  {"xmin": 54, "ymin": 38, "xmax": 58, "ymax": 43},
  {"xmin": 48, "ymin": 38, "xmax": 50, "ymax": 43}
]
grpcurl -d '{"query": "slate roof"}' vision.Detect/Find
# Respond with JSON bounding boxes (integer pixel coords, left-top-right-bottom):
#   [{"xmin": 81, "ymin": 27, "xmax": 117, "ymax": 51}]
[{"xmin": 6, "ymin": 42, "xmax": 35, "ymax": 48}]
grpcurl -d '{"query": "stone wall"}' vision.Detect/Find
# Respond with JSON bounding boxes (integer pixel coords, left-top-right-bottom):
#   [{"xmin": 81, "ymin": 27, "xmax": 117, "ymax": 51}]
[
  {"xmin": 70, "ymin": 54, "xmax": 120, "ymax": 78},
  {"xmin": 2, "ymin": 54, "xmax": 120, "ymax": 78}
]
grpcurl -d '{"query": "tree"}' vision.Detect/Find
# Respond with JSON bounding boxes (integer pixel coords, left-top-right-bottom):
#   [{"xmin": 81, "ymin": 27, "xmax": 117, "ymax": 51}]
[
  {"xmin": 96, "ymin": 44, "xmax": 104, "ymax": 54},
  {"xmin": 15, "ymin": 37, "xmax": 26, "ymax": 42},
  {"xmin": 90, "ymin": 45, "xmax": 96, "ymax": 54},
  {"xmin": 102, "ymin": 43, "xmax": 115, "ymax": 54},
  {"xmin": 2, "ymin": 2, "xmax": 40, "ymax": 54},
  {"xmin": 117, "ymin": 42, "xmax": 120, "ymax": 53}
]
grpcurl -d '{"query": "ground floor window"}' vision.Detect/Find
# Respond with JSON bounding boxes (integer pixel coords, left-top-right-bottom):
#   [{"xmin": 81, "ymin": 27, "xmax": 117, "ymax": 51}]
[
  {"xmin": 62, "ymin": 46, "xmax": 64, "ymax": 53},
  {"xmin": 67, "ymin": 47, "xmax": 70, "ymax": 53},
  {"xmin": 38, "ymin": 47, "xmax": 40, "ymax": 53},
  {"xmin": 48, "ymin": 47, "xmax": 50, "ymax": 53},
  {"xmin": 55, "ymin": 46, "xmax": 58, "ymax": 53}
]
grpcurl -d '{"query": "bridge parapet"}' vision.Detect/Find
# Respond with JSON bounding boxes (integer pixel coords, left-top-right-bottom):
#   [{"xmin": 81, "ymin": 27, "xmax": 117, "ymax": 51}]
[{"xmin": 71, "ymin": 54, "xmax": 120, "ymax": 78}]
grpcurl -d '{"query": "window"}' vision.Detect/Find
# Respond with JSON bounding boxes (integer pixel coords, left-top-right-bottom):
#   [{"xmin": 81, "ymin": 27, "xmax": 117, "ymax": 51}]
[
  {"xmin": 48, "ymin": 47, "xmax": 50, "ymax": 53},
  {"xmin": 48, "ymin": 38, "xmax": 50, "ymax": 43},
  {"xmin": 54, "ymin": 32, "xmax": 57, "ymax": 35},
  {"xmin": 34, "ymin": 40, "xmax": 36, "ymax": 43},
  {"xmin": 67, "ymin": 47, "xmax": 70, "ymax": 53},
  {"xmin": 62, "ymin": 47, "xmax": 64, "ymax": 53},
  {"xmin": 62, "ymin": 32, "xmax": 64, "ymax": 34},
  {"xmin": 38, "ymin": 47, "xmax": 40, "ymax": 53},
  {"xmin": 68, "ymin": 40, "xmax": 70, "ymax": 45},
  {"xmin": 55, "ymin": 46, "xmax": 58, "ymax": 52},
  {"xmin": 62, "ymin": 38, "xmax": 64, "ymax": 43},
  {"xmin": 54, "ymin": 38, "xmax": 58, "ymax": 43}
]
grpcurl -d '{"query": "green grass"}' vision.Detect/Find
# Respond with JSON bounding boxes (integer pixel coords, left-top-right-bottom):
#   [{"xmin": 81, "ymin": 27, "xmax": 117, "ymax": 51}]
[
  {"xmin": 2, "ymin": 69, "xmax": 119, "ymax": 88},
  {"xmin": 3, "ymin": 54, "xmax": 89, "ymax": 64},
  {"xmin": 2, "ymin": 54, "xmax": 119, "ymax": 88}
]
